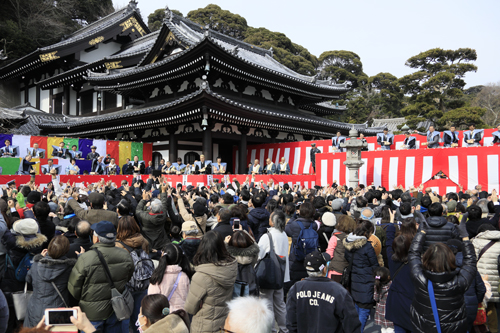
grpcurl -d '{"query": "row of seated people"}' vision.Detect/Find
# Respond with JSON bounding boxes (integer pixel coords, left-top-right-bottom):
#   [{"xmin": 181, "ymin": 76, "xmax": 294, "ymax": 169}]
[
  {"xmin": 0, "ymin": 142, "xmax": 108, "ymax": 159},
  {"xmin": 248, "ymin": 157, "xmax": 291, "ymax": 174},
  {"xmin": 152, "ymin": 156, "xmax": 226, "ymax": 175},
  {"xmin": 329, "ymin": 124, "xmax": 500, "ymax": 151}
]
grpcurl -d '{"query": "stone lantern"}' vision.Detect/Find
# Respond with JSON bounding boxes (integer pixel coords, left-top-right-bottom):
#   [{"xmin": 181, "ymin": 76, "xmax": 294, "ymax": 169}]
[{"xmin": 340, "ymin": 126, "xmax": 368, "ymax": 188}]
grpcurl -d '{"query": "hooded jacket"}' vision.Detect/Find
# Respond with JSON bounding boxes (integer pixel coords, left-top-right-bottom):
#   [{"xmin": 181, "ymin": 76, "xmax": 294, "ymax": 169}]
[
  {"xmin": 24, "ymin": 255, "xmax": 76, "ymax": 327},
  {"xmin": 136, "ymin": 199, "xmax": 169, "ymax": 250},
  {"xmin": 472, "ymin": 230, "xmax": 500, "ymax": 302},
  {"xmin": 423, "ymin": 216, "xmax": 460, "ymax": 250},
  {"xmin": 343, "ymin": 234, "xmax": 379, "ymax": 305},
  {"xmin": 148, "ymin": 265, "xmax": 190, "ymax": 312},
  {"xmin": 143, "ymin": 312, "xmax": 190, "ymax": 333},
  {"xmin": 409, "ymin": 232, "xmax": 476, "ymax": 333},
  {"xmin": 67, "ymin": 242, "xmax": 134, "ymax": 321},
  {"xmin": 227, "ymin": 242, "xmax": 260, "ymax": 295},
  {"xmin": 247, "ymin": 207, "xmax": 270, "ymax": 242},
  {"xmin": 185, "ymin": 259, "xmax": 238, "ymax": 333},
  {"xmin": 1, "ymin": 230, "xmax": 46, "ymax": 292},
  {"xmin": 286, "ymin": 277, "xmax": 361, "ymax": 333}
]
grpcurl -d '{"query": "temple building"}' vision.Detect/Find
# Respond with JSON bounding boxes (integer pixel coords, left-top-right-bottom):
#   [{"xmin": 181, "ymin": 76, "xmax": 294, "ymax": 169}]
[{"xmin": 0, "ymin": 1, "xmax": 384, "ymax": 173}]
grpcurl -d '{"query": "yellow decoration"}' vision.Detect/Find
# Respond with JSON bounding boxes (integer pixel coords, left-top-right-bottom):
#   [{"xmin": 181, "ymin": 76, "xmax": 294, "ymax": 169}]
[
  {"xmin": 39, "ymin": 51, "xmax": 60, "ymax": 62},
  {"xmin": 120, "ymin": 17, "xmax": 146, "ymax": 36},
  {"xmin": 105, "ymin": 61, "xmax": 123, "ymax": 70},
  {"xmin": 119, "ymin": 141, "xmax": 132, "ymax": 169},
  {"xmin": 89, "ymin": 36, "xmax": 104, "ymax": 46}
]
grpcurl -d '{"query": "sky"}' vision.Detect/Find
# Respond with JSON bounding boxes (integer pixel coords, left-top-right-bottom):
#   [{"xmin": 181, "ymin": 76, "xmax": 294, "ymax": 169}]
[{"xmin": 117, "ymin": 0, "xmax": 500, "ymax": 87}]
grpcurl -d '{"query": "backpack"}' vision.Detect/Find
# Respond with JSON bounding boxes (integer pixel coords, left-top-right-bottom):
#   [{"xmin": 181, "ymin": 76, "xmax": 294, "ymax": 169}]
[
  {"xmin": 293, "ymin": 221, "xmax": 319, "ymax": 261},
  {"xmin": 118, "ymin": 241, "xmax": 154, "ymax": 292},
  {"xmin": 6, "ymin": 252, "xmax": 34, "ymax": 282}
]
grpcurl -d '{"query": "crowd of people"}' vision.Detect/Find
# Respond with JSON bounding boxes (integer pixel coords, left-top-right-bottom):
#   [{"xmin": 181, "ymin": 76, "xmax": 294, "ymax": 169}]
[{"xmin": 0, "ymin": 170, "xmax": 498, "ymax": 333}]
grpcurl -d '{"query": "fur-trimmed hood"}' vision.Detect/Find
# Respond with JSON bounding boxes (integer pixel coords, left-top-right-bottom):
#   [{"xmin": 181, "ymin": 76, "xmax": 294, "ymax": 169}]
[
  {"xmin": 15, "ymin": 233, "xmax": 47, "ymax": 250},
  {"xmin": 33, "ymin": 254, "xmax": 77, "ymax": 282},
  {"xmin": 226, "ymin": 243, "xmax": 260, "ymax": 265},
  {"xmin": 343, "ymin": 234, "xmax": 368, "ymax": 251}
]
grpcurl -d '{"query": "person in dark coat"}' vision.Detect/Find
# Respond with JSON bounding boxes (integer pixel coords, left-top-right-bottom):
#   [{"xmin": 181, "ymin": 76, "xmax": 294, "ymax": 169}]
[
  {"xmin": 0, "ymin": 218, "xmax": 47, "ymax": 293},
  {"xmin": 423, "ymin": 202, "xmax": 460, "ymax": 250},
  {"xmin": 24, "ymin": 236, "xmax": 76, "ymax": 327},
  {"xmin": 465, "ymin": 204, "xmax": 500, "ymax": 238},
  {"xmin": 66, "ymin": 221, "xmax": 93, "ymax": 259},
  {"xmin": 31, "ymin": 200, "xmax": 56, "ymax": 248},
  {"xmin": 135, "ymin": 192, "xmax": 169, "ymax": 251},
  {"xmin": 317, "ymin": 212, "xmax": 336, "ymax": 252},
  {"xmin": 226, "ymin": 230, "xmax": 260, "ymax": 296},
  {"xmin": 212, "ymin": 208, "xmax": 234, "ymax": 240},
  {"xmin": 247, "ymin": 192, "xmax": 270, "ymax": 242},
  {"xmin": 409, "ymin": 218, "xmax": 476, "ymax": 333},
  {"xmin": 343, "ymin": 220, "xmax": 379, "ymax": 331},
  {"xmin": 179, "ymin": 221, "xmax": 202, "ymax": 264},
  {"xmin": 447, "ymin": 239, "xmax": 486, "ymax": 332},
  {"xmin": 0, "ymin": 289, "xmax": 8, "ymax": 333},
  {"xmin": 285, "ymin": 202, "xmax": 319, "ymax": 285},
  {"xmin": 310, "ymin": 143, "xmax": 321, "ymax": 173},
  {"xmin": 385, "ymin": 221, "xmax": 416, "ymax": 333}
]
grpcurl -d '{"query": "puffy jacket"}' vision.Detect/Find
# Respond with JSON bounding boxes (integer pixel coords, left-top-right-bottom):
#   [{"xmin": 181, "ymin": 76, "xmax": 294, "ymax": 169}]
[
  {"xmin": 1, "ymin": 231, "xmax": 46, "ymax": 292},
  {"xmin": 472, "ymin": 230, "xmax": 500, "ymax": 302},
  {"xmin": 148, "ymin": 265, "xmax": 190, "ymax": 312},
  {"xmin": 180, "ymin": 237, "xmax": 201, "ymax": 263},
  {"xmin": 67, "ymin": 242, "xmax": 134, "ymax": 321},
  {"xmin": 326, "ymin": 231, "xmax": 348, "ymax": 276},
  {"xmin": 143, "ymin": 311, "xmax": 189, "ymax": 333},
  {"xmin": 247, "ymin": 207, "xmax": 270, "ymax": 242},
  {"xmin": 423, "ymin": 216, "xmax": 461, "ymax": 250},
  {"xmin": 455, "ymin": 252, "xmax": 486, "ymax": 327},
  {"xmin": 24, "ymin": 255, "xmax": 76, "ymax": 327},
  {"xmin": 385, "ymin": 223, "xmax": 414, "ymax": 331},
  {"xmin": 185, "ymin": 259, "xmax": 238, "ymax": 333},
  {"xmin": 67, "ymin": 199, "xmax": 118, "ymax": 226},
  {"xmin": 409, "ymin": 232, "xmax": 477, "ymax": 333},
  {"xmin": 343, "ymin": 234, "xmax": 379, "ymax": 305},
  {"xmin": 226, "ymin": 242, "xmax": 260, "ymax": 296},
  {"xmin": 136, "ymin": 199, "xmax": 169, "ymax": 250}
]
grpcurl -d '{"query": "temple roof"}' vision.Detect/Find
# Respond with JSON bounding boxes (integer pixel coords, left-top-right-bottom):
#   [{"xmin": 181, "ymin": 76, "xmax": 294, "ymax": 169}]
[
  {"xmin": 85, "ymin": 10, "xmax": 349, "ymax": 98},
  {"xmin": 1, "ymin": 104, "xmax": 65, "ymax": 135},
  {"xmin": 0, "ymin": 0, "xmax": 149, "ymax": 80},
  {"xmin": 38, "ymin": 85, "xmax": 382, "ymax": 137}
]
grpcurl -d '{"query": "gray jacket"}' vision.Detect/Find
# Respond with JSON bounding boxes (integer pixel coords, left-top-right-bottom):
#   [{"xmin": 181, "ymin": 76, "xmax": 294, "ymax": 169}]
[
  {"xmin": 472, "ymin": 230, "xmax": 500, "ymax": 302},
  {"xmin": 136, "ymin": 199, "xmax": 169, "ymax": 250},
  {"xmin": 24, "ymin": 255, "xmax": 76, "ymax": 327}
]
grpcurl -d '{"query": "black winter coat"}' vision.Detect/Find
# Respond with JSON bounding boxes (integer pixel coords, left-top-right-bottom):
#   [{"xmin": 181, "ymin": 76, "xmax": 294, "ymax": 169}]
[
  {"xmin": 226, "ymin": 243, "xmax": 260, "ymax": 296},
  {"xmin": 136, "ymin": 199, "xmax": 169, "ymax": 250},
  {"xmin": 424, "ymin": 216, "xmax": 460, "ymax": 250},
  {"xmin": 212, "ymin": 221, "xmax": 233, "ymax": 240},
  {"xmin": 317, "ymin": 225, "xmax": 334, "ymax": 253},
  {"xmin": 409, "ymin": 232, "xmax": 477, "ymax": 333},
  {"xmin": 180, "ymin": 237, "xmax": 201, "ymax": 263},
  {"xmin": 343, "ymin": 235, "xmax": 379, "ymax": 305},
  {"xmin": 247, "ymin": 207, "xmax": 270, "ymax": 242},
  {"xmin": 385, "ymin": 223, "xmax": 414, "ymax": 331}
]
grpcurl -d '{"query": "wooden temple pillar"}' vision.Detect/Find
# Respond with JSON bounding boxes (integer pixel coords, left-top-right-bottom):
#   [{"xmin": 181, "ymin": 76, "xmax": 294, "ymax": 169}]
[
  {"xmin": 238, "ymin": 126, "xmax": 249, "ymax": 174},
  {"xmin": 63, "ymin": 85, "xmax": 70, "ymax": 115},
  {"xmin": 168, "ymin": 125, "xmax": 178, "ymax": 163}
]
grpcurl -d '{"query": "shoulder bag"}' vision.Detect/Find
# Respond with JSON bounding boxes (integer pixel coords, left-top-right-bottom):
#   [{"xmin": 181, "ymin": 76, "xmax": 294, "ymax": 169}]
[
  {"xmin": 255, "ymin": 231, "xmax": 286, "ymax": 290},
  {"xmin": 12, "ymin": 282, "xmax": 32, "ymax": 321},
  {"xmin": 94, "ymin": 248, "xmax": 134, "ymax": 321}
]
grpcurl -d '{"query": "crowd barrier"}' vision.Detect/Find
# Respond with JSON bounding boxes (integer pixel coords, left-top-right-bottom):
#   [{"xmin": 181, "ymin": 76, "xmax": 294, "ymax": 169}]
[
  {"xmin": 315, "ymin": 146, "xmax": 500, "ymax": 192},
  {"xmin": 246, "ymin": 128, "xmax": 498, "ymax": 176},
  {"xmin": 0, "ymin": 174, "xmax": 317, "ymax": 189}
]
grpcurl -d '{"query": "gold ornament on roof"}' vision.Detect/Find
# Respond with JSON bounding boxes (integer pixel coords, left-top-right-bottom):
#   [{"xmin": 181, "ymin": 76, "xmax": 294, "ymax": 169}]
[
  {"xmin": 89, "ymin": 36, "xmax": 104, "ymax": 46},
  {"xmin": 120, "ymin": 17, "xmax": 146, "ymax": 36},
  {"xmin": 39, "ymin": 51, "xmax": 60, "ymax": 62},
  {"xmin": 105, "ymin": 61, "xmax": 123, "ymax": 69}
]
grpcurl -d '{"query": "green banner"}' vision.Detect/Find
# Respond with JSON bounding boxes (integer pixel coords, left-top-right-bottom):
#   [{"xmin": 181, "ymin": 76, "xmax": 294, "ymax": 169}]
[
  {"xmin": 63, "ymin": 138, "xmax": 79, "ymax": 150},
  {"xmin": 0, "ymin": 157, "xmax": 21, "ymax": 175},
  {"xmin": 131, "ymin": 142, "xmax": 143, "ymax": 161}
]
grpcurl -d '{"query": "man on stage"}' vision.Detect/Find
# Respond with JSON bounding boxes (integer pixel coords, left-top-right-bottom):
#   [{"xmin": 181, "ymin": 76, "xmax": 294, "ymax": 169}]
[
  {"xmin": 491, "ymin": 124, "xmax": 500, "ymax": 146},
  {"xmin": 131, "ymin": 155, "xmax": 145, "ymax": 174},
  {"xmin": 377, "ymin": 128, "xmax": 393, "ymax": 150},
  {"xmin": 402, "ymin": 131, "xmax": 417, "ymax": 149},
  {"xmin": 443, "ymin": 126, "xmax": 459, "ymax": 147},
  {"xmin": 53, "ymin": 142, "xmax": 67, "ymax": 158},
  {"xmin": 264, "ymin": 158, "xmax": 276, "ymax": 175},
  {"xmin": 310, "ymin": 143, "xmax": 321, "ymax": 174},
  {"xmin": 416, "ymin": 125, "xmax": 440, "ymax": 148},
  {"xmin": 196, "ymin": 154, "xmax": 211, "ymax": 174},
  {"xmin": 42, "ymin": 159, "xmax": 60, "ymax": 175},
  {"xmin": 86, "ymin": 146, "xmax": 99, "ymax": 160},
  {"xmin": 29, "ymin": 143, "xmax": 44, "ymax": 158},
  {"xmin": 90, "ymin": 156, "xmax": 106, "ymax": 175},
  {"xmin": 278, "ymin": 157, "xmax": 290, "ymax": 175},
  {"xmin": 250, "ymin": 159, "xmax": 262, "ymax": 175},
  {"xmin": 332, "ymin": 132, "xmax": 346, "ymax": 152},
  {"xmin": 463, "ymin": 124, "xmax": 483, "ymax": 147}
]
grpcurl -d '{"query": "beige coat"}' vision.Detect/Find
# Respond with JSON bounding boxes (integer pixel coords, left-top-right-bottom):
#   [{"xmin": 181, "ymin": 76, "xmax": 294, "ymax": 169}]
[
  {"xmin": 143, "ymin": 313, "xmax": 189, "ymax": 333},
  {"xmin": 177, "ymin": 198, "xmax": 207, "ymax": 234},
  {"xmin": 184, "ymin": 259, "xmax": 238, "ymax": 333}
]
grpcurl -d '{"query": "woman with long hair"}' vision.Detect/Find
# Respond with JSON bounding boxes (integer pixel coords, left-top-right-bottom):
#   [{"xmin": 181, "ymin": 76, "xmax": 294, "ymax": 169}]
[
  {"xmin": 148, "ymin": 243, "xmax": 192, "ymax": 311},
  {"xmin": 385, "ymin": 213, "xmax": 416, "ymax": 333},
  {"xmin": 24, "ymin": 236, "xmax": 76, "ymax": 327},
  {"xmin": 326, "ymin": 214, "xmax": 357, "ymax": 282},
  {"xmin": 343, "ymin": 220, "xmax": 379, "ymax": 331},
  {"xmin": 115, "ymin": 216, "xmax": 150, "ymax": 333},
  {"xmin": 225, "ymin": 230, "xmax": 260, "ymax": 295},
  {"xmin": 409, "ymin": 217, "xmax": 475, "ymax": 333},
  {"xmin": 137, "ymin": 294, "xmax": 189, "ymax": 333},
  {"xmin": 185, "ymin": 231, "xmax": 237, "ymax": 333}
]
